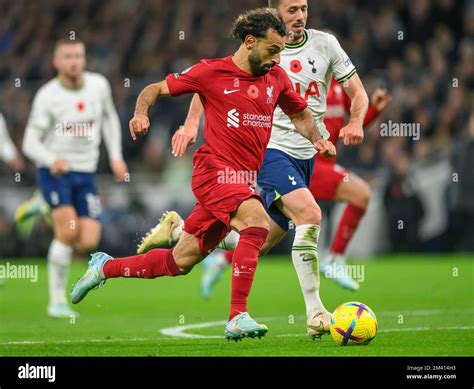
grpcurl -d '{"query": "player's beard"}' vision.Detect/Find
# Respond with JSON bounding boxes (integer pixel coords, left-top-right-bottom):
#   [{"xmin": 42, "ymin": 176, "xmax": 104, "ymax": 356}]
[{"xmin": 248, "ymin": 50, "xmax": 271, "ymax": 76}]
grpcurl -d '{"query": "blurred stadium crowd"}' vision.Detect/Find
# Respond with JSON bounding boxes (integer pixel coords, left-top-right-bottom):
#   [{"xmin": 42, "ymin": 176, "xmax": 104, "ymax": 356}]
[{"xmin": 0, "ymin": 0, "xmax": 473, "ymax": 257}]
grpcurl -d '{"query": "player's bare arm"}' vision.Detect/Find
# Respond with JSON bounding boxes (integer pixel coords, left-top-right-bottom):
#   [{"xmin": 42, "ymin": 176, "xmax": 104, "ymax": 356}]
[
  {"xmin": 340, "ymin": 74, "xmax": 369, "ymax": 146},
  {"xmin": 172, "ymin": 94, "xmax": 203, "ymax": 157},
  {"xmin": 289, "ymin": 108, "xmax": 336, "ymax": 158},
  {"xmin": 129, "ymin": 80, "xmax": 171, "ymax": 140}
]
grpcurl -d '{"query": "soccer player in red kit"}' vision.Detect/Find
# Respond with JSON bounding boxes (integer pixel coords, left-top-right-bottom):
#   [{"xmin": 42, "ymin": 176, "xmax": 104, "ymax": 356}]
[
  {"xmin": 71, "ymin": 8, "xmax": 335, "ymax": 341},
  {"xmin": 311, "ymin": 78, "xmax": 390, "ymax": 290}
]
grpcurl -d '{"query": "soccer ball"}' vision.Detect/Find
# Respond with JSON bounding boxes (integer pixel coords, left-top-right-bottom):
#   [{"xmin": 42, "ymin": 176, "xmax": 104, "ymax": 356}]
[{"xmin": 330, "ymin": 301, "xmax": 378, "ymax": 346}]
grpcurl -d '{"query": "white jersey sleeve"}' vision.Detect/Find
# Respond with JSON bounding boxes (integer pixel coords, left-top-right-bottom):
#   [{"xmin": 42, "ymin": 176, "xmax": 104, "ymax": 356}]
[
  {"xmin": 23, "ymin": 87, "xmax": 58, "ymax": 167},
  {"xmin": 0, "ymin": 113, "xmax": 19, "ymax": 163},
  {"xmin": 327, "ymin": 33, "xmax": 357, "ymax": 84},
  {"xmin": 101, "ymin": 77, "xmax": 123, "ymax": 161}
]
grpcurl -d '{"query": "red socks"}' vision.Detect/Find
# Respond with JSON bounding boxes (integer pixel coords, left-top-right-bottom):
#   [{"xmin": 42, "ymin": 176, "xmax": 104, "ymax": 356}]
[
  {"xmin": 331, "ymin": 204, "xmax": 366, "ymax": 255},
  {"xmin": 229, "ymin": 227, "xmax": 268, "ymax": 320},
  {"xmin": 103, "ymin": 249, "xmax": 183, "ymax": 279}
]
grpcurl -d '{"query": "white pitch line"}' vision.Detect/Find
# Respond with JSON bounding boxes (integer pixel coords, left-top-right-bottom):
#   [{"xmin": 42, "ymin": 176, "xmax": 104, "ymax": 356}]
[
  {"xmin": 158, "ymin": 308, "xmax": 474, "ymax": 339},
  {"xmin": 0, "ymin": 336, "xmax": 171, "ymax": 346},
  {"xmin": 160, "ymin": 316, "xmax": 278, "ymax": 339},
  {"xmin": 160, "ymin": 320, "xmax": 225, "ymax": 339},
  {"xmin": 1, "ymin": 309, "xmax": 473, "ymax": 346},
  {"xmin": 2, "ymin": 325, "xmax": 473, "ymax": 346},
  {"xmin": 275, "ymin": 326, "xmax": 474, "ymax": 338}
]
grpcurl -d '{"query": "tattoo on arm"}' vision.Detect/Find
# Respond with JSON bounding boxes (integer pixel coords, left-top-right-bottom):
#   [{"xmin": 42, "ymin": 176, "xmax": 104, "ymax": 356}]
[{"xmin": 135, "ymin": 82, "xmax": 165, "ymax": 115}]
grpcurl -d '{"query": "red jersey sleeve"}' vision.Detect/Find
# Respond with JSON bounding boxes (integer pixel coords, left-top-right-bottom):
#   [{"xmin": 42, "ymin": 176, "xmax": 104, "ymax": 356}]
[
  {"xmin": 363, "ymin": 106, "xmax": 380, "ymax": 127},
  {"xmin": 276, "ymin": 68, "xmax": 308, "ymax": 116},
  {"xmin": 165, "ymin": 60, "xmax": 210, "ymax": 96},
  {"xmin": 343, "ymin": 89, "xmax": 380, "ymax": 128}
]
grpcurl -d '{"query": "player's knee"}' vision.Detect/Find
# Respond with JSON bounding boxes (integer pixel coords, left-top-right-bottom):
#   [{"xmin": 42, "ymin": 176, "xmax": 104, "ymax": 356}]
[
  {"xmin": 241, "ymin": 211, "xmax": 271, "ymax": 231},
  {"xmin": 172, "ymin": 244, "xmax": 203, "ymax": 274},
  {"xmin": 173, "ymin": 256, "xmax": 196, "ymax": 274},
  {"xmin": 353, "ymin": 182, "xmax": 371, "ymax": 209},
  {"xmin": 294, "ymin": 203, "xmax": 321, "ymax": 226}
]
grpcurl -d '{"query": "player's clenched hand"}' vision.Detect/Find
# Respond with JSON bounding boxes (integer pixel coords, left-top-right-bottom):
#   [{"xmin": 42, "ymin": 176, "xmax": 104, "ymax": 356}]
[
  {"xmin": 171, "ymin": 125, "xmax": 197, "ymax": 157},
  {"xmin": 314, "ymin": 139, "xmax": 336, "ymax": 158},
  {"xmin": 50, "ymin": 159, "xmax": 70, "ymax": 176},
  {"xmin": 129, "ymin": 113, "xmax": 150, "ymax": 141},
  {"xmin": 371, "ymin": 88, "xmax": 391, "ymax": 112},
  {"xmin": 110, "ymin": 159, "xmax": 129, "ymax": 183},
  {"xmin": 339, "ymin": 122, "xmax": 364, "ymax": 146}
]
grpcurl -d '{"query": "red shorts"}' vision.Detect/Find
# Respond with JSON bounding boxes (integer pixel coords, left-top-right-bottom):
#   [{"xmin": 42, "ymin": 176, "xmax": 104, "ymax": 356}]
[
  {"xmin": 309, "ymin": 160, "xmax": 349, "ymax": 201},
  {"xmin": 183, "ymin": 147, "xmax": 262, "ymax": 256}
]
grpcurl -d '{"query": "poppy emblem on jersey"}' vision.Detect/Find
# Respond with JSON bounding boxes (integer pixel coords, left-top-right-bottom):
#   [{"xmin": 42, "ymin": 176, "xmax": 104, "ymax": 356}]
[
  {"xmin": 247, "ymin": 85, "xmax": 259, "ymax": 99},
  {"xmin": 290, "ymin": 60, "xmax": 302, "ymax": 73},
  {"xmin": 77, "ymin": 102, "xmax": 85, "ymax": 111}
]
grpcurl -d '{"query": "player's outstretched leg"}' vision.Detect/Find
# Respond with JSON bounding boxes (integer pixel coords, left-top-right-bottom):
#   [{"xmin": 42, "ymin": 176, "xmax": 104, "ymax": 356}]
[
  {"xmin": 71, "ymin": 248, "xmax": 185, "ymax": 304},
  {"xmin": 137, "ymin": 211, "xmax": 184, "ymax": 254}
]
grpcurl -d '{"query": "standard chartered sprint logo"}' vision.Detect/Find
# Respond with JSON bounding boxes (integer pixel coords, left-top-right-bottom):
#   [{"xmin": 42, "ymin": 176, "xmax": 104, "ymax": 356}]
[{"xmin": 226, "ymin": 108, "xmax": 272, "ymax": 129}]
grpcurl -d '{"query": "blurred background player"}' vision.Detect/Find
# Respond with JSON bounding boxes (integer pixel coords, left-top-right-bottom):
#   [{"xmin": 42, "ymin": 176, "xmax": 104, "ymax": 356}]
[
  {"xmin": 0, "ymin": 112, "xmax": 24, "ymax": 285},
  {"xmin": 0, "ymin": 112, "xmax": 24, "ymax": 172},
  {"xmin": 314, "ymin": 79, "xmax": 390, "ymax": 289},
  {"xmin": 71, "ymin": 8, "xmax": 336, "ymax": 341},
  {"xmin": 140, "ymin": 0, "xmax": 369, "ymax": 338},
  {"xmin": 21, "ymin": 38, "xmax": 128, "ymax": 318}
]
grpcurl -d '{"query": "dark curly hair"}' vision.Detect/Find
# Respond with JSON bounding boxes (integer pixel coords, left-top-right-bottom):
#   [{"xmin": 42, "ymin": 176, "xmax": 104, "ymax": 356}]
[{"xmin": 230, "ymin": 8, "xmax": 286, "ymax": 42}]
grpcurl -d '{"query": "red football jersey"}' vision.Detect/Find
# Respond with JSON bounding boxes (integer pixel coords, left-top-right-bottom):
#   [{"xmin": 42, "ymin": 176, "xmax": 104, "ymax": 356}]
[
  {"xmin": 166, "ymin": 56, "xmax": 308, "ymax": 173},
  {"xmin": 318, "ymin": 78, "xmax": 380, "ymax": 163}
]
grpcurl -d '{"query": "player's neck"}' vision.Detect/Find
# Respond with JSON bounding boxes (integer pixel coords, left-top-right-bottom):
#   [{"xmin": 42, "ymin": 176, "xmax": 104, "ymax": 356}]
[
  {"xmin": 232, "ymin": 47, "xmax": 254, "ymax": 75},
  {"xmin": 58, "ymin": 73, "xmax": 84, "ymax": 90}
]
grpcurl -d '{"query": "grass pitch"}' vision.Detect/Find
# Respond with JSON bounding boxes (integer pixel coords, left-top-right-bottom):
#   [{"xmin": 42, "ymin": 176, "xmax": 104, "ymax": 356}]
[{"xmin": 0, "ymin": 255, "xmax": 473, "ymax": 356}]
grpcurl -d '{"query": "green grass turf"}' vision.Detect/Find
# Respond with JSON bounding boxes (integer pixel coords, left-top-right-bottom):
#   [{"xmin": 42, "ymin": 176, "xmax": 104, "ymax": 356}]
[{"xmin": 0, "ymin": 255, "xmax": 473, "ymax": 356}]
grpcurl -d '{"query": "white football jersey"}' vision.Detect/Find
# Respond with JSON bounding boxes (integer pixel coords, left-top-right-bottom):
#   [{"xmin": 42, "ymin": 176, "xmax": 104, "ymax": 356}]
[
  {"xmin": 0, "ymin": 113, "xmax": 18, "ymax": 163},
  {"xmin": 268, "ymin": 29, "xmax": 357, "ymax": 159},
  {"xmin": 23, "ymin": 71, "xmax": 122, "ymax": 172}
]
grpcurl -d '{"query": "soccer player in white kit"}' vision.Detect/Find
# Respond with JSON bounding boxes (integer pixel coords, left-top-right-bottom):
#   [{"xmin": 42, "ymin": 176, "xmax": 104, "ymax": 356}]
[
  {"xmin": 22, "ymin": 39, "xmax": 128, "ymax": 318},
  {"xmin": 146, "ymin": 0, "xmax": 370, "ymax": 338},
  {"xmin": 0, "ymin": 113, "xmax": 24, "ymax": 171}
]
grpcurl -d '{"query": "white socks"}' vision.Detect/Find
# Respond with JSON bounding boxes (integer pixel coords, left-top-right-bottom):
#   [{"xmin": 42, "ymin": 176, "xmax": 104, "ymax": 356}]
[
  {"xmin": 216, "ymin": 225, "xmax": 326, "ymax": 319},
  {"xmin": 218, "ymin": 230, "xmax": 240, "ymax": 250},
  {"xmin": 47, "ymin": 239, "xmax": 73, "ymax": 306},
  {"xmin": 292, "ymin": 224, "xmax": 326, "ymax": 319}
]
